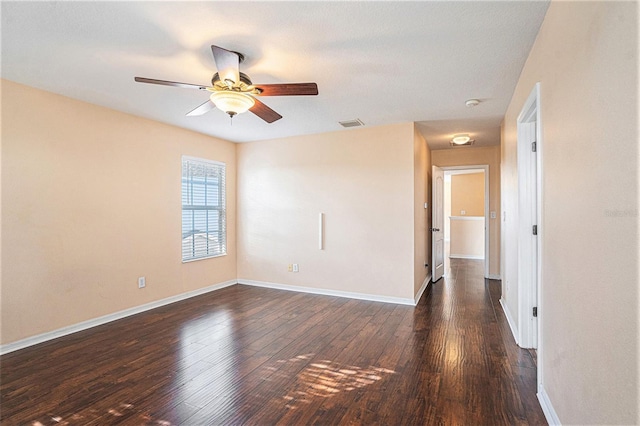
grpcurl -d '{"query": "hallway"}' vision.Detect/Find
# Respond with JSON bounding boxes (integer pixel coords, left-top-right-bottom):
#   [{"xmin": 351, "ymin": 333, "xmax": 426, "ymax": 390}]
[
  {"xmin": 433, "ymin": 258, "xmax": 544, "ymax": 424},
  {"xmin": 1, "ymin": 259, "xmax": 545, "ymax": 425}
]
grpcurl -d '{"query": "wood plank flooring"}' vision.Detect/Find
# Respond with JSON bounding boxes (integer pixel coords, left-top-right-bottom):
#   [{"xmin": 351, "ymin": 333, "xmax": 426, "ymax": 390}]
[{"xmin": 0, "ymin": 259, "xmax": 546, "ymax": 425}]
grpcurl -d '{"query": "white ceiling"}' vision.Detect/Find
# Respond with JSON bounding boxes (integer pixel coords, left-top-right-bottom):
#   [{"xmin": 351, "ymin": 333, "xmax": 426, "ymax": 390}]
[{"xmin": 1, "ymin": 1, "xmax": 549, "ymax": 148}]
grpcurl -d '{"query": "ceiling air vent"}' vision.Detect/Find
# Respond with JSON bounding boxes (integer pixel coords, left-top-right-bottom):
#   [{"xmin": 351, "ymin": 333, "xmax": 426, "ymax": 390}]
[{"xmin": 339, "ymin": 119, "xmax": 364, "ymax": 128}]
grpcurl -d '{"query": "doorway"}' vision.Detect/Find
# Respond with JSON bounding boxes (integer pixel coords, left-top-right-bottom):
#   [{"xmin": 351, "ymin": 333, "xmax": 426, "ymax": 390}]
[
  {"xmin": 444, "ymin": 169, "xmax": 486, "ymax": 274},
  {"xmin": 516, "ymin": 83, "xmax": 542, "ymax": 352},
  {"xmin": 432, "ymin": 165, "xmax": 490, "ymax": 279}
]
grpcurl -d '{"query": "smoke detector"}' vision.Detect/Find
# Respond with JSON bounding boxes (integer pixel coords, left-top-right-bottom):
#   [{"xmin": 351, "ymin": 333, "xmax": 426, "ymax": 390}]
[{"xmin": 465, "ymin": 99, "xmax": 480, "ymax": 108}]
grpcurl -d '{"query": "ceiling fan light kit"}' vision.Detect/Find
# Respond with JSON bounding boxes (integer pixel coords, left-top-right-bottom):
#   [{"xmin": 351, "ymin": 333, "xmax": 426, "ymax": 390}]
[
  {"xmin": 134, "ymin": 44, "xmax": 318, "ymax": 123},
  {"xmin": 209, "ymin": 91, "xmax": 255, "ymax": 116}
]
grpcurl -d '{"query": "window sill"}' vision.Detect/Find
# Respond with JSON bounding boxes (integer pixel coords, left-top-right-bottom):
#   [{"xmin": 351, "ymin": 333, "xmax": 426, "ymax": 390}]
[{"xmin": 182, "ymin": 253, "xmax": 227, "ymax": 263}]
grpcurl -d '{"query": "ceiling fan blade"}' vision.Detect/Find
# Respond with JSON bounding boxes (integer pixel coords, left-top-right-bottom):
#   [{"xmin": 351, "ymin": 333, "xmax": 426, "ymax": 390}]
[
  {"xmin": 186, "ymin": 100, "xmax": 215, "ymax": 116},
  {"xmin": 211, "ymin": 45, "xmax": 240, "ymax": 85},
  {"xmin": 249, "ymin": 98, "xmax": 283, "ymax": 123},
  {"xmin": 255, "ymin": 83, "xmax": 319, "ymax": 96},
  {"xmin": 134, "ymin": 77, "xmax": 210, "ymax": 90}
]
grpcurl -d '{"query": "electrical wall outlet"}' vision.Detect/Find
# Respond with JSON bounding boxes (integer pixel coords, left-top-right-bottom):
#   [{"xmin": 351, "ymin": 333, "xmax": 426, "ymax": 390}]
[
  {"xmin": 138, "ymin": 277, "xmax": 146, "ymax": 288},
  {"xmin": 461, "ymin": 210, "xmax": 466, "ymax": 215},
  {"xmin": 293, "ymin": 264, "xmax": 299, "ymax": 273}
]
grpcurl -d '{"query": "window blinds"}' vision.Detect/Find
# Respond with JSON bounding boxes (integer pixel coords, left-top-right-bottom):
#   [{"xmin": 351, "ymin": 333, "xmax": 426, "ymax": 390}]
[{"xmin": 181, "ymin": 156, "xmax": 226, "ymax": 261}]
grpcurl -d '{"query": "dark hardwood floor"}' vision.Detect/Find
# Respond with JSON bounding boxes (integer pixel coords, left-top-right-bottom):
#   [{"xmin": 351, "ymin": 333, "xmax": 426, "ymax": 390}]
[{"xmin": 1, "ymin": 259, "xmax": 546, "ymax": 425}]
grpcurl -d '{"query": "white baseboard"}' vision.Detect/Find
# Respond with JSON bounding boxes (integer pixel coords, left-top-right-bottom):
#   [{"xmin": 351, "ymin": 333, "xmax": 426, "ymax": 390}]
[
  {"xmin": 449, "ymin": 254, "xmax": 484, "ymax": 260},
  {"xmin": 238, "ymin": 279, "xmax": 416, "ymax": 306},
  {"xmin": 2, "ymin": 276, "xmax": 427, "ymax": 355},
  {"xmin": 499, "ymin": 298, "xmax": 519, "ymax": 345},
  {"xmin": 414, "ymin": 273, "xmax": 432, "ymax": 305},
  {"xmin": 486, "ymin": 274, "xmax": 501, "ymax": 280},
  {"xmin": 0, "ymin": 279, "xmax": 238, "ymax": 355},
  {"xmin": 538, "ymin": 385, "xmax": 561, "ymax": 425}
]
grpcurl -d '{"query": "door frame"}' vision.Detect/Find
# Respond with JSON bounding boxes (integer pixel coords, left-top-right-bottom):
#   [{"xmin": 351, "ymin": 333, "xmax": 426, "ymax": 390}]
[
  {"xmin": 439, "ymin": 165, "xmax": 490, "ymax": 278},
  {"xmin": 516, "ymin": 83, "xmax": 544, "ymax": 391},
  {"xmin": 431, "ymin": 166, "xmax": 445, "ymax": 282}
]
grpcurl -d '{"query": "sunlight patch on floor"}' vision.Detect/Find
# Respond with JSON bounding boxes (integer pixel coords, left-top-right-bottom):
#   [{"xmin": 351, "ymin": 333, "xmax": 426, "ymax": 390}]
[
  {"xmin": 262, "ymin": 354, "xmax": 395, "ymax": 410},
  {"xmin": 29, "ymin": 403, "xmax": 172, "ymax": 426}
]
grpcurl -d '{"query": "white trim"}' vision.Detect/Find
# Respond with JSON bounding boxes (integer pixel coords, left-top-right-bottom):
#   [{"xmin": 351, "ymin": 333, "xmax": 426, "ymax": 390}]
[
  {"xmin": 487, "ymin": 274, "xmax": 501, "ymax": 280},
  {"xmin": 534, "ymin": 83, "xmax": 545, "ymax": 394},
  {"xmin": 445, "ymin": 169, "xmax": 483, "ymax": 176},
  {"xmin": 440, "ymin": 165, "xmax": 490, "ymax": 278},
  {"xmin": 516, "ymin": 82, "xmax": 541, "ymax": 352},
  {"xmin": 449, "ymin": 254, "xmax": 484, "ymax": 260},
  {"xmin": 181, "ymin": 252, "xmax": 227, "ymax": 263},
  {"xmin": 500, "ymin": 298, "xmax": 520, "ymax": 345},
  {"xmin": 0, "ymin": 279, "xmax": 238, "ymax": 355},
  {"xmin": 239, "ymin": 279, "xmax": 416, "ymax": 306},
  {"xmin": 414, "ymin": 273, "xmax": 432, "ymax": 305},
  {"xmin": 432, "ymin": 165, "xmax": 446, "ymax": 282},
  {"xmin": 449, "ymin": 216, "xmax": 484, "ymax": 221},
  {"xmin": 1, "ymin": 277, "xmax": 428, "ymax": 355},
  {"xmin": 538, "ymin": 385, "xmax": 561, "ymax": 425},
  {"xmin": 0, "ymin": 263, "xmax": 511, "ymax": 355},
  {"xmin": 181, "ymin": 154, "xmax": 225, "ymax": 167}
]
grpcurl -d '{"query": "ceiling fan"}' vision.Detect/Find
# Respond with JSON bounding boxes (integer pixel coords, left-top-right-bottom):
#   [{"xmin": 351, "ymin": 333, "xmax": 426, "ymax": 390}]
[{"xmin": 134, "ymin": 45, "xmax": 318, "ymax": 124}]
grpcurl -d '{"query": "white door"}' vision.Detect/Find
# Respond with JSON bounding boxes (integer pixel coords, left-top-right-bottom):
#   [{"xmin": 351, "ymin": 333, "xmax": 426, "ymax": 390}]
[
  {"xmin": 431, "ymin": 166, "xmax": 445, "ymax": 282},
  {"xmin": 517, "ymin": 120, "xmax": 538, "ymax": 348}
]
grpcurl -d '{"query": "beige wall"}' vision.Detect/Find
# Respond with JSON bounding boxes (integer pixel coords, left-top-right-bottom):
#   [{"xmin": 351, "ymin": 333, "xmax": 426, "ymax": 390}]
[
  {"xmin": 501, "ymin": 2, "xmax": 638, "ymax": 424},
  {"xmin": 1, "ymin": 79, "xmax": 237, "ymax": 345},
  {"xmin": 449, "ymin": 218, "xmax": 484, "ymax": 259},
  {"xmin": 414, "ymin": 125, "xmax": 431, "ymax": 295},
  {"xmin": 237, "ymin": 122, "xmax": 418, "ymax": 301},
  {"xmin": 1, "ymin": 81, "xmax": 432, "ymax": 346},
  {"xmin": 431, "ymin": 147, "xmax": 500, "ymax": 276},
  {"xmin": 451, "ymin": 172, "xmax": 484, "ymax": 216}
]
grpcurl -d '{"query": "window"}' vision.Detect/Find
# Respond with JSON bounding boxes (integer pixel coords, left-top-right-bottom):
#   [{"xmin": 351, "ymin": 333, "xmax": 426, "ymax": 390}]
[{"xmin": 181, "ymin": 156, "xmax": 226, "ymax": 261}]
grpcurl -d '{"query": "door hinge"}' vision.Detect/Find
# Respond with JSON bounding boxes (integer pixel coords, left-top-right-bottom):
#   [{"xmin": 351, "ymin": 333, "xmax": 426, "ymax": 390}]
[
  {"xmin": 532, "ymin": 141, "xmax": 537, "ymax": 152},
  {"xmin": 533, "ymin": 307, "xmax": 538, "ymax": 317},
  {"xmin": 532, "ymin": 225, "xmax": 538, "ymax": 235}
]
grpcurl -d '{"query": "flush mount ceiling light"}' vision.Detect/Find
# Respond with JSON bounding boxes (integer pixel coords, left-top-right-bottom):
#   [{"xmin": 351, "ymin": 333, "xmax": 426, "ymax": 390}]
[
  {"xmin": 209, "ymin": 91, "xmax": 255, "ymax": 117},
  {"xmin": 452, "ymin": 134, "xmax": 471, "ymax": 144},
  {"xmin": 450, "ymin": 134, "xmax": 475, "ymax": 147}
]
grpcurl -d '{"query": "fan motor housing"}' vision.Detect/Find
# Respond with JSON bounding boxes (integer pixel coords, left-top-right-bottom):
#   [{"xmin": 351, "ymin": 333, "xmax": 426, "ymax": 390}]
[{"xmin": 212, "ymin": 72, "xmax": 253, "ymax": 87}]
